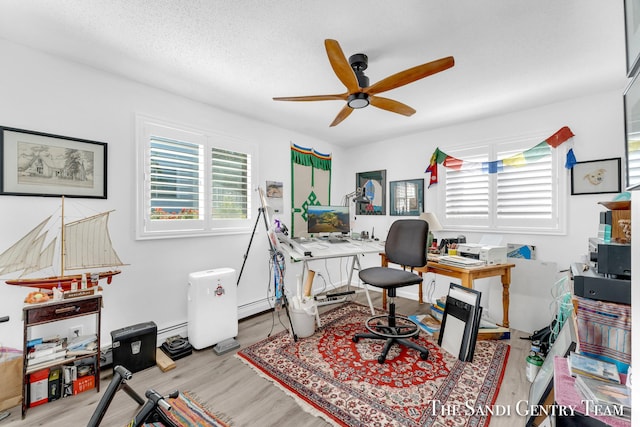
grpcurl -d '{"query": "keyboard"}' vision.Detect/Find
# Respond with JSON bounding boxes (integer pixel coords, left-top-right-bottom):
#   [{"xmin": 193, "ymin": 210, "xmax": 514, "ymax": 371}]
[{"xmin": 327, "ymin": 237, "xmax": 349, "ymax": 244}]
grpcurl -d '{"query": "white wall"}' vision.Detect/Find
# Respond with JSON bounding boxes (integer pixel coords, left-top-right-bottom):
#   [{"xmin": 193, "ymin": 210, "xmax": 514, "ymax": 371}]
[
  {"xmin": 341, "ymin": 89, "xmax": 627, "ymax": 333},
  {"xmin": 0, "ymin": 39, "xmax": 347, "ymax": 349},
  {"xmin": 0, "ymin": 38, "xmax": 629, "ymax": 350}
]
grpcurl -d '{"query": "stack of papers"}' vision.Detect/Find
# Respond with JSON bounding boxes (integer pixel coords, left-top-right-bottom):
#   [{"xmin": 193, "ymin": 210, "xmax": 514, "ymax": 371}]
[{"xmin": 438, "ymin": 255, "xmax": 486, "ymax": 267}]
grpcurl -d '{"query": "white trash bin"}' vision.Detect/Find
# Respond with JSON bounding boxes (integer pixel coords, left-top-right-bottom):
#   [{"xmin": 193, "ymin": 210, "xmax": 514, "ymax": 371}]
[{"xmin": 289, "ymin": 299, "xmax": 317, "ymax": 338}]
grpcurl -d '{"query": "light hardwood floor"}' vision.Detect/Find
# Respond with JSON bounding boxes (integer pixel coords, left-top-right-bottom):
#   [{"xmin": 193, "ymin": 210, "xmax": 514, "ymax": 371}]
[{"xmin": 2, "ymin": 291, "xmax": 533, "ymax": 426}]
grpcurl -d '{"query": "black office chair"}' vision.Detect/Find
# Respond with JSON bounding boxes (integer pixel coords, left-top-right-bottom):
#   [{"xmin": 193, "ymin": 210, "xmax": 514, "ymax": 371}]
[{"xmin": 352, "ymin": 219, "xmax": 429, "ymax": 364}]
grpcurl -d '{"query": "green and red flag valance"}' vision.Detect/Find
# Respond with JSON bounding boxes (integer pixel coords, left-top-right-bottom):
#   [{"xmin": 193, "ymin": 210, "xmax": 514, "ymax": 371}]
[
  {"xmin": 291, "ymin": 143, "xmax": 332, "ymax": 170},
  {"xmin": 425, "ymin": 126, "xmax": 575, "ymax": 187}
]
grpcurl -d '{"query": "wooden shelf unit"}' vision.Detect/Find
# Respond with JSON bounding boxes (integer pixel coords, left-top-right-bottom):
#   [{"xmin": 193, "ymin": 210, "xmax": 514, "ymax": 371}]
[{"xmin": 21, "ymin": 294, "xmax": 101, "ymax": 418}]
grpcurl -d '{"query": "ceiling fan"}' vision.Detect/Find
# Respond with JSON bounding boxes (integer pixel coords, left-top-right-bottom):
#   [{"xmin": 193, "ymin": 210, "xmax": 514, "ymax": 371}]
[{"xmin": 273, "ymin": 39, "xmax": 455, "ymax": 127}]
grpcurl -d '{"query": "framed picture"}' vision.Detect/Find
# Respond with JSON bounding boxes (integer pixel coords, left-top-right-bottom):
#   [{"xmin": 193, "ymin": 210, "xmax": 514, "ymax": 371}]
[
  {"xmin": 356, "ymin": 170, "xmax": 386, "ymax": 215},
  {"xmin": 570, "ymin": 158, "xmax": 621, "ymax": 195},
  {"xmin": 0, "ymin": 126, "xmax": 107, "ymax": 198},
  {"xmin": 624, "ymin": 72, "xmax": 640, "ymax": 190},
  {"xmin": 625, "ymin": 0, "xmax": 640, "ymax": 76},
  {"xmin": 389, "ymin": 179, "xmax": 424, "ymax": 216}
]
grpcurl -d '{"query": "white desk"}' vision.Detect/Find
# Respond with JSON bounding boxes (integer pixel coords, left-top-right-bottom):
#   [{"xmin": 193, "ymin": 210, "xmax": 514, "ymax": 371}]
[{"xmin": 278, "ymin": 236, "xmax": 384, "ymax": 317}]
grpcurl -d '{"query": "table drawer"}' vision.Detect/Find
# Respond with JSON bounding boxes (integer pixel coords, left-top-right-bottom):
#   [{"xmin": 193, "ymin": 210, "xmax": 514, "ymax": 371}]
[{"xmin": 24, "ymin": 296, "xmax": 101, "ymax": 325}]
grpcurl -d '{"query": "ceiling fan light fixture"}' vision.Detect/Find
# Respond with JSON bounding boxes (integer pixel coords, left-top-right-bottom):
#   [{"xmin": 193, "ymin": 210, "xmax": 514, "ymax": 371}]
[{"xmin": 347, "ymin": 92, "xmax": 369, "ymax": 109}]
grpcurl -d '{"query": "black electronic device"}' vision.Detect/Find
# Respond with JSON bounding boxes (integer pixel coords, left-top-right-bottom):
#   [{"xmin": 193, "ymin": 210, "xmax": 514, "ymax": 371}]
[
  {"xmin": 111, "ymin": 321, "xmax": 157, "ymax": 374},
  {"xmin": 588, "ymin": 239, "xmax": 631, "ymax": 278},
  {"xmin": 160, "ymin": 336, "xmax": 192, "ymax": 361},
  {"xmin": 570, "ymin": 263, "xmax": 630, "ymax": 305}
]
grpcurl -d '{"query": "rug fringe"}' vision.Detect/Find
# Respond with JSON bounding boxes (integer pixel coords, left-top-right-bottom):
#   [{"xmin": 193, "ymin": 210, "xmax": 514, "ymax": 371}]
[
  {"xmin": 235, "ymin": 354, "xmax": 341, "ymax": 427},
  {"xmin": 181, "ymin": 391, "xmax": 235, "ymax": 426}
]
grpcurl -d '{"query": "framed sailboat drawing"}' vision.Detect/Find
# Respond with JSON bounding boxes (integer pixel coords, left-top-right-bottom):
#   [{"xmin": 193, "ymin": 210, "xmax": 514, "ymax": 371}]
[{"xmin": 0, "ymin": 126, "xmax": 107, "ymax": 198}]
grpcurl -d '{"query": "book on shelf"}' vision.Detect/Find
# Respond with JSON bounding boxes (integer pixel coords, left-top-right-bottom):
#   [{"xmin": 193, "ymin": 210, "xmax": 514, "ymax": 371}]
[
  {"xmin": 27, "ymin": 338, "xmax": 67, "ymax": 359},
  {"xmin": 67, "ymin": 334, "xmax": 97, "ymax": 351},
  {"xmin": 568, "ymin": 351, "xmax": 621, "ymax": 384},
  {"xmin": 26, "ymin": 334, "xmax": 63, "ymax": 348},
  {"xmin": 27, "ymin": 350, "xmax": 68, "ymax": 367},
  {"xmin": 408, "ymin": 314, "xmax": 441, "ymax": 335},
  {"xmin": 574, "ymin": 374, "xmax": 631, "ymax": 419}
]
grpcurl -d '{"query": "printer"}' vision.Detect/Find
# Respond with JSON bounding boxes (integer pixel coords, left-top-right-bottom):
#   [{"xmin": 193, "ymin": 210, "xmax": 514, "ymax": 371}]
[{"xmin": 457, "ymin": 243, "xmax": 507, "ymax": 265}]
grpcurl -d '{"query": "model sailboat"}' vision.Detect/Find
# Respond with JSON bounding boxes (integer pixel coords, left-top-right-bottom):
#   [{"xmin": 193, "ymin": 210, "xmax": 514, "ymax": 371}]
[{"xmin": 0, "ymin": 197, "xmax": 124, "ymax": 290}]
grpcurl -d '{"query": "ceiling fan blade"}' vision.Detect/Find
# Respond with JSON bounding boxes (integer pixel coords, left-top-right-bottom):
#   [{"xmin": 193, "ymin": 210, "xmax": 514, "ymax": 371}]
[
  {"xmin": 325, "ymin": 39, "xmax": 360, "ymax": 93},
  {"xmin": 365, "ymin": 56, "xmax": 454, "ymax": 95},
  {"xmin": 369, "ymin": 95, "xmax": 416, "ymax": 116},
  {"xmin": 273, "ymin": 93, "xmax": 347, "ymax": 102},
  {"xmin": 329, "ymin": 105, "xmax": 354, "ymax": 127}
]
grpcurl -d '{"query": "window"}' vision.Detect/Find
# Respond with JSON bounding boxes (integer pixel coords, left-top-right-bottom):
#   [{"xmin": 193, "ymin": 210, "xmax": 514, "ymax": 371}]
[
  {"xmin": 437, "ymin": 132, "xmax": 567, "ymax": 234},
  {"xmin": 136, "ymin": 116, "xmax": 255, "ymax": 239}
]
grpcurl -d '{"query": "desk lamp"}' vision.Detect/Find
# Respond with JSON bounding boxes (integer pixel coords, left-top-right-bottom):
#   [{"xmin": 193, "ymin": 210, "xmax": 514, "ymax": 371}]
[
  {"xmin": 343, "ymin": 187, "xmax": 371, "ymax": 237},
  {"xmin": 342, "ymin": 186, "xmax": 370, "ymax": 206},
  {"xmin": 420, "ymin": 212, "xmax": 443, "ymax": 249}
]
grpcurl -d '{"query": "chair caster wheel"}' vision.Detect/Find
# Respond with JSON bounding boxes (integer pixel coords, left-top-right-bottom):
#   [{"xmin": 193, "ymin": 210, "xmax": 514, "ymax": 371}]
[
  {"xmin": 377, "ymin": 356, "xmax": 386, "ymax": 364},
  {"xmin": 420, "ymin": 352, "xmax": 428, "ymax": 360},
  {"xmin": 352, "ymin": 336, "xmax": 359, "ymax": 343}
]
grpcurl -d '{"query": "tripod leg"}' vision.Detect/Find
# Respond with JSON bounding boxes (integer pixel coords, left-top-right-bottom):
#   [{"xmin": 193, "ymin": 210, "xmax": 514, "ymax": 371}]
[
  {"xmin": 237, "ymin": 208, "xmax": 263, "ymax": 286},
  {"xmin": 282, "ymin": 294, "xmax": 298, "ymax": 342}
]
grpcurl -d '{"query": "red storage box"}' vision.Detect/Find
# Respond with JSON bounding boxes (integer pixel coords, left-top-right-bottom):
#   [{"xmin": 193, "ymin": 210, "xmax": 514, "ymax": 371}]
[
  {"xmin": 29, "ymin": 368, "xmax": 49, "ymax": 408},
  {"xmin": 72, "ymin": 375, "xmax": 95, "ymax": 395}
]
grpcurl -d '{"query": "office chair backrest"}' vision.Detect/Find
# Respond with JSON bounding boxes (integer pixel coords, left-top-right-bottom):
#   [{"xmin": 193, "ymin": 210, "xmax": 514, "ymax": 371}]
[{"xmin": 384, "ymin": 219, "xmax": 428, "ymax": 268}]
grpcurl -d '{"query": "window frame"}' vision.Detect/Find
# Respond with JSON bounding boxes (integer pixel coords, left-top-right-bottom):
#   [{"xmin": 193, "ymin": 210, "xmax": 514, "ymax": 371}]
[
  {"xmin": 436, "ymin": 131, "xmax": 567, "ymax": 235},
  {"xmin": 136, "ymin": 115, "xmax": 257, "ymax": 240}
]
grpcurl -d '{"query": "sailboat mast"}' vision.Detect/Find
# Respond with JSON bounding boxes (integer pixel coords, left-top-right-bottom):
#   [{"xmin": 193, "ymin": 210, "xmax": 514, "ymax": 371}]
[{"xmin": 60, "ymin": 195, "xmax": 65, "ymax": 278}]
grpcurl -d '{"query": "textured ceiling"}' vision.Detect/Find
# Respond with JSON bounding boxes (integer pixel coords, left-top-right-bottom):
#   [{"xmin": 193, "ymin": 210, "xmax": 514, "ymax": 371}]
[{"xmin": 0, "ymin": 0, "xmax": 628, "ymax": 147}]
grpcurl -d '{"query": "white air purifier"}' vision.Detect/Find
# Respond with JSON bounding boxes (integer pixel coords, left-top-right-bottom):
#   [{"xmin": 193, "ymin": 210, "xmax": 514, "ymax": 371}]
[{"xmin": 187, "ymin": 268, "xmax": 240, "ymax": 354}]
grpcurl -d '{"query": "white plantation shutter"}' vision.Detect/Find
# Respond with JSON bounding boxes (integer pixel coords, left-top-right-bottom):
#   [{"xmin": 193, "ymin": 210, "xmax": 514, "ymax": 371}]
[
  {"xmin": 211, "ymin": 147, "xmax": 250, "ymax": 220},
  {"xmin": 137, "ymin": 117, "xmax": 255, "ymax": 239},
  {"xmin": 150, "ymin": 136, "xmax": 203, "ymax": 220},
  {"xmin": 496, "ymin": 148, "xmax": 553, "ymax": 220},
  {"xmin": 445, "ymin": 155, "xmax": 489, "ymax": 219},
  {"xmin": 439, "ymin": 134, "xmax": 566, "ymax": 234}
]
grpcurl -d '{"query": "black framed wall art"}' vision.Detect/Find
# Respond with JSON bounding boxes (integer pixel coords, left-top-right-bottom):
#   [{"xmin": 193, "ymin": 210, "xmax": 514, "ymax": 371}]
[
  {"xmin": 389, "ymin": 179, "xmax": 424, "ymax": 216},
  {"xmin": 570, "ymin": 158, "xmax": 621, "ymax": 195},
  {"xmin": 356, "ymin": 170, "xmax": 386, "ymax": 215},
  {"xmin": 0, "ymin": 126, "xmax": 108, "ymax": 198}
]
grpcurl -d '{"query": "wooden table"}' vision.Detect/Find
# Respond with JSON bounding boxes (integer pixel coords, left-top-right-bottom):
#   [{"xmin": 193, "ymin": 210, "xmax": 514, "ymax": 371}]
[{"xmin": 379, "ymin": 253, "xmax": 515, "ymax": 328}]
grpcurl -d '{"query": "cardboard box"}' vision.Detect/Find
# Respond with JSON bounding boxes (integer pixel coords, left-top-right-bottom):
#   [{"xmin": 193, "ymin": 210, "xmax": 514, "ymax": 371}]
[
  {"xmin": 48, "ymin": 367, "xmax": 62, "ymax": 401},
  {"xmin": 29, "ymin": 368, "xmax": 49, "ymax": 408},
  {"xmin": 72, "ymin": 375, "xmax": 95, "ymax": 395},
  {"xmin": 0, "ymin": 356, "xmax": 22, "ymax": 411}
]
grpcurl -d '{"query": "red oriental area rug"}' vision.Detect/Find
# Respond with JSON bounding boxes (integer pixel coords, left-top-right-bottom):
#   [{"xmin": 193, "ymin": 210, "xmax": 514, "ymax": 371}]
[{"xmin": 237, "ymin": 302, "xmax": 510, "ymax": 427}]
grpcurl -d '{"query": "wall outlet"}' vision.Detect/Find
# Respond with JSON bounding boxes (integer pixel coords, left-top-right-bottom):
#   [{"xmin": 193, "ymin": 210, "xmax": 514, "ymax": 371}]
[{"xmin": 69, "ymin": 325, "xmax": 84, "ymax": 338}]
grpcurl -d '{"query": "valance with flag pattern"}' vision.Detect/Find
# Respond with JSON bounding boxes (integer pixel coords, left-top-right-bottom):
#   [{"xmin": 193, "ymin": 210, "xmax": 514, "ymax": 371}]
[{"xmin": 425, "ymin": 126, "xmax": 576, "ymax": 187}]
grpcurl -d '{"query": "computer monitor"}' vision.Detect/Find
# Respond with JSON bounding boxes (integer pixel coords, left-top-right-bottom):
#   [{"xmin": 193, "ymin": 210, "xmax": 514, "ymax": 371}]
[{"xmin": 307, "ymin": 205, "xmax": 350, "ymax": 235}]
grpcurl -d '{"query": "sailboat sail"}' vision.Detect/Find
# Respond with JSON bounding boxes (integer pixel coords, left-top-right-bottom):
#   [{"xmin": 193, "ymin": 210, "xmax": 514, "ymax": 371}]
[
  {"xmin": 21, "ymin": 235, "xmax": 56, "ymax": 277},
  {"xmin": 0, "ymin": 216, "xmax": 53, "ymax": 275},
  {"xmin": 64, "ymin": 211, "xmax": 124, "ymax": 270}
]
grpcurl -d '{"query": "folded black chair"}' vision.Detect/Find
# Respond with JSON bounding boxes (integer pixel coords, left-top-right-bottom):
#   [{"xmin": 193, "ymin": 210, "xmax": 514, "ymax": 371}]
[{"xmin": 353, "ymin": 219, "xmax": 429, "ymax": 363}]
